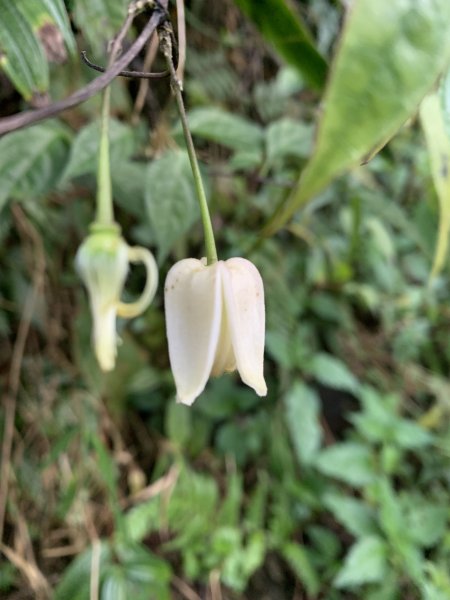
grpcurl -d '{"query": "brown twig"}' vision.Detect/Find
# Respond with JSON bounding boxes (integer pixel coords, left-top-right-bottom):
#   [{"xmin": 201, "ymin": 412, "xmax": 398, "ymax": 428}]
[
  {"xmin": 122, "ymin": 464, "xmax": 179, "ymax": 507},
  {"xmin": 175, "ymin": 0, "xmax": 186, "ymax": 83},
  {"xmin": 0, "ymin": 1, "xmax": 169, "ymax": 136},
  {"xmin": 172, "ymin": 575, "xmax": 203, "ymax": 600},
  {"xmin": 90, "ymin": 539, "xmax": 102, "ymax": 600},
  {"xmin": 131, "ymin": 33, "xmax": 162, "ymax": 122},
  {"xmin": 0, "ymin": 206, "xmax": 46, "ymax": 550},
  {"xmin": 81, "ymin": 50, "xmax": 169, "ymax": 79},
  {"xmin": 209, "ymin": 570, "xmax": 223, "ymax": 600},
  {"xmin": 0, "ymin": 543, "xmax": 51, "ymax": 598}
]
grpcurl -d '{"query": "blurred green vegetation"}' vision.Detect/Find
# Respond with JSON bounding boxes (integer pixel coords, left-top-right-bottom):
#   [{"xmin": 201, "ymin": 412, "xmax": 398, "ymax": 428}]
[{"xmin": 1, "ymin": 1, "xmax": 450, "ymax": 599}]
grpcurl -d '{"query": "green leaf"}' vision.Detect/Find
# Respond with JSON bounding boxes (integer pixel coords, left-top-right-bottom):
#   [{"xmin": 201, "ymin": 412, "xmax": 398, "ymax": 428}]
[
  {"xmin": 17, "ymin": 0, "xmax": 75, "ymax": 62},
  {"xmin": 217, "ymin": 471, "xmax": 242, "ymax": 527},
  {"xmin": 315, "ymin": 443, "xmax": 375, "ymax": 487},
  {"xmin": 265, "ymin": 118, "xmax": 314, "ymax": 166},
  {"xmin": 144, "ymin": 150, "xmax": 199, "ymax": 261},
  {"xmin": 284, "ymin": 382, "xmax": 322, "ymax": 465},
  {"xmin": 376, "ymin": 479, "xmax": 424, "ymax": 584},
  {"xmin": 353, "ymin": 387, "xmax": 432, "ymax": 449},
  {"xmin": 308, "ymin": 353, "xmax": 359, "ymax": 393},
  {"xmin": 0, "ymin": 122, "xmax": 69, "ymax": 214},
  {"xmin": 441, "ymin": 67, "xmax": 450, "ymax": 138},
  {"xmin": 0, "ymin": 1, "xmax": 49, "ymax": 99},
  {"xmin": 420, "ymin": 92, "xmax": 450, "ymax": 278},
  {"xmin": 61, "ymin": 118, "xmax": 136, "ymax": 182},
  {"xmin": 392, "ymin": 419, "xmax": 432, "ymax": 450},
  {"xmin": 406, "ymin": 502, "xmax": 448, "ymax": 548},
  {"xmin": 40, "ymin": 0, "xmax": 76, "ymax": 55},
  {"xmin": 101, "ymin": 567, "xmax": 127, "ymax": 600},
  {"xmin": 110, "ymin": 161, "xmax": 147, "ymax": 219},
  {"xmin": 281, "ymin": 542, "xmax": 320, "ymax": 597},
  {"xmin": 73, "ymin": 0, "xmax": 128, "ymax": 56},
  {"xmin": 125, "ymin": 498, "xmax": 160, "ymax": 543},
  {"xmin": 324, "ymin": 493, "xmax": 376, "ymax": 538},
  {"xmin": 334, "ymin": 536, "xmax": 388, "ymax": 588},
  {"xmin": 115, "ymin": 542, "xmax": 172, "ymax": 588},
  {"xmin": 234, "ymin": 0, "xmax": 327, "ymax": 90},
  {"xmin": 245, "ymin": 472, "xmax": 269, "ymax": 530},
  {"xmin": 265, "ymin": 0, "xmax": 450, "ymax": 233},
  {"xmin": 54, "ymin": 542, "xmax": 111, "ymax": 600},
  {"xmin": 165, "ymin": 401, "xmax": 192, "ymax": 448},
  {"xmin": 185, "ymin": 107, "xmax": 264, "ymax": 152}
]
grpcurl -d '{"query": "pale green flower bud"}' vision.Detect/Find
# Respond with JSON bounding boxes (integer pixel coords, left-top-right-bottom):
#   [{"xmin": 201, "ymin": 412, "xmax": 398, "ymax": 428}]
[{"xmin": 76, "ymin": 223, "xmax": 158, "ymax": 372}]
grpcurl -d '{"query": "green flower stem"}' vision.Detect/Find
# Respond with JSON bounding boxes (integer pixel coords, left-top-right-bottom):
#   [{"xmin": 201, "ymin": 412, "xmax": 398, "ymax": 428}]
[
  {"xmin": 162, "ymin": 30, "xmax": 218, "ymax": 265},
  {"xmin": 95, "ymin": 30, "xmax": 126, "ymax": 227},
  {"xmin": 95, "ymin": 82, "xmax": 114, "ymax": 225}
]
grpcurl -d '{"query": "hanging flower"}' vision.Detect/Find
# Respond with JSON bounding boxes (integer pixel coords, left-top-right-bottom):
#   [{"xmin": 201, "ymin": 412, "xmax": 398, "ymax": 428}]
[
  {"xmin": 76, "ymin": 223, "xmax": 158, "ymax": 371},
  {"xmin": 165, "ymin": 257, "xmax": 267, "ymax": 405}
]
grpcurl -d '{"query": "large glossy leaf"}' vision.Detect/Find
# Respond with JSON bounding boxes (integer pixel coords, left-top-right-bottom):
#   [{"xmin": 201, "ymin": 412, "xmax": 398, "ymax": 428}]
[
  {"xmin": 265, "ymin": 0, "xmax": 450, "ymax": 234},
  {"xmin": 234, "ymin": 0, "xmax": 327, "ymax": 91},
  {"xmin": 0, "ymin": 1, "xmax": 49, "ymax": 100},
  {"xmin": 0, "ymin": 122, "xmax": 70, "ymax": 214},
  {"xmin": 420, "ymin": 92, "xmax": 450, "ymax": 278}
]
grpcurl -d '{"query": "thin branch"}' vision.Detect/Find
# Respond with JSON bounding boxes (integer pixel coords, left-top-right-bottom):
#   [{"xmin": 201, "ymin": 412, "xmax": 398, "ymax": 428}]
[
  {"xmin": 160, "ymin": 26, "xmax": 217, "ymax": 264},
  {"xmin": 81, "ymin": 50, "xmax": 169, "ymax": 79},
  {"xmin": 0, "ymin": 206, "xmax": 46, "ymax": 548},
  {"xmin": 0, "ymin": 2, "xmax": 169, "ymax": 136},
  {"xmin": 175, "ymin": 0, "xmax": 186, "ymax": 83},
  {"xmin": 132, "ymin": 32, "xmax": 161, "ymax": 122}
]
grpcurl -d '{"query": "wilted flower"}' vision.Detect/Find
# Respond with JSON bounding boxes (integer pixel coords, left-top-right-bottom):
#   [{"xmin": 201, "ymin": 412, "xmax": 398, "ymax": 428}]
[
  {"xmin": 165, "ymin": 257, "xmax": 267, "ymax": 405},
  {"xmin": 76, "ymin": 223, "xmax": 158, "ymax": 371}
]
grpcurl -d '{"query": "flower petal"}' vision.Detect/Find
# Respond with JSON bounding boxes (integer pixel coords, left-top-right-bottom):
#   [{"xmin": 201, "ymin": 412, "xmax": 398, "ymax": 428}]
[
  {"xmin": 221, "ymin": 258, "xmax": 267, "ymax": 396},
  {"xmin": 211, "ymin": 283, "xmax": 236, "ymax": 376},
  {"xmin": 165, "ymin": 259, "xmax": 222, "ymax": 405},
  {"xmin": 92, "ymin": 304, "xmax": 117, "ymax": 371}
]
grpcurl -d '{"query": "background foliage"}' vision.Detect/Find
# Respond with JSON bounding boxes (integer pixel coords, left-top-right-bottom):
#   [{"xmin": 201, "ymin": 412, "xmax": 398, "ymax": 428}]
[{"xmin": 1, "ymin": 0, "xmax": 450, "ymax": 598}]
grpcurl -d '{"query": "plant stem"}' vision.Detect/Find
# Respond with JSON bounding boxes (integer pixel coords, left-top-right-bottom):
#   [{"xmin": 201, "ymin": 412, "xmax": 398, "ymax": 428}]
[
  {"xmin": 95, "ymin": 83, "xmax": 114, "ymax": 225},
  {"xmin": 162, "ymin": 30, "xmax": 218, "ymax": 264},
  {"xmin": 95, "ymin": 19, "xmax": 132, "ymax": 226}
]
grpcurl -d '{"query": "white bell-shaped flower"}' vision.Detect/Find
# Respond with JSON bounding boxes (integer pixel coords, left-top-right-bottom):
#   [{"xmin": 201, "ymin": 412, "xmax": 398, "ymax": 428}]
[
  {"xmin": 165, "ymin": 257, "xmax": 267, "ymax": 405},
  {"xmin": 76, "ymin": 224, "xmax": 158, "ymax": 371}
]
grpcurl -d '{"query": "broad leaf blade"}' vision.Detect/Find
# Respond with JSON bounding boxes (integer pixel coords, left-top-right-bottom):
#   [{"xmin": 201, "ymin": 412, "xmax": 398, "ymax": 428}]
[
  {"xmin": 144, "ymin": 150, "xmax": 199, "ymax": 262},
  {"xmin": 0, "ymin": 1, "xmax": 49, "ymax": 100},
  {"xmin": 265, "ymin": 0, "xmax": 450, "ymax": 234},
  {"xmin": 17, "ymin": 0, "xmax": 75, "ymax": 63},
  {"xmin": 0, "ymin": 122, "xmax": 69, "ymax": 214},
  {"xmin": 419, "ymin": 92, "xmax": 450, "ymax": 279},
  {"xmin": 41, "ymin": 0, "xmax": 76, "ymax": 55},
  {"xmin": 334, "ymin": 536, "xmax": 388, "ymax": 588},
  {"xmin": 185, "ymin": 107, "xmax": 264, "ymax": 152},
  {"xmin": 73, "ymin": 0, "xmax": 128, "ymax": 56},
  {"xmin": 234, "ymin": 0, "xmax": 327, "ymax": 91},
  {"xmin": 61, "ymin": 118, "xmax": 136, "ymax": 182},
  {"xmin": 284, "ymin": 382, "xmax": 322, "ymax": 465}
]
